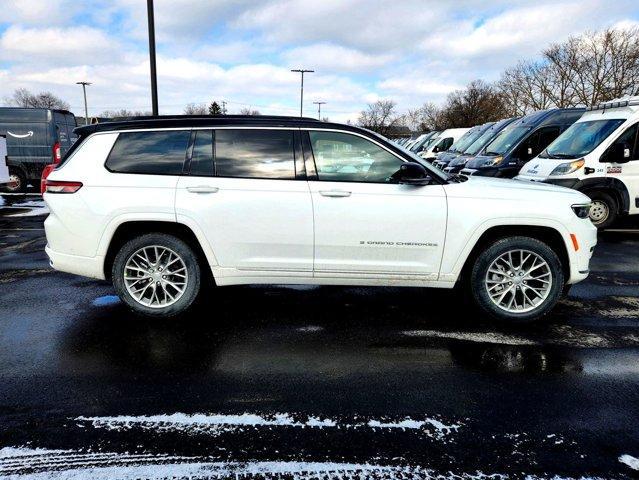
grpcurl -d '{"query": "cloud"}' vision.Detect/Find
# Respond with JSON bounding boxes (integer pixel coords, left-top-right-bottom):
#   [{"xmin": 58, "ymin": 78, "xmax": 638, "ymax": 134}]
[
  {"xmin": 0, "ymin": 0, "xmax": 79, "ymax": 26},
  {"xmin": 0, "ymin": 25, "xmax": 121, "ymax": 65},
  {"xmin": 281, "ymin": 43, "xmax": 393, "ymax": 72}
]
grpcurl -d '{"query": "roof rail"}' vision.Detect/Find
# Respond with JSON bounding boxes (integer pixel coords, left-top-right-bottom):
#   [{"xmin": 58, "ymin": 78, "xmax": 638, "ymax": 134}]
[
  {"xmin": 587, "ymin": 97, "xmax": 639, "ymax": 111},
  {"xmin": 108, "ymin": 114, "xmax": 320, "ymax": 122}
]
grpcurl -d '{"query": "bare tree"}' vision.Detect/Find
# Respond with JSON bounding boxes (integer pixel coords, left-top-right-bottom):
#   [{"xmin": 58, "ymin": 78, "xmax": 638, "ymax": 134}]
[
  {"xmin": 184, "ymin": 103, "xmax": 208, "ymax": 115},
  {"xmin": 238, "ymin": 107, "xmax": 260, "ymax": 115},
  {"xmin": 358, "ymin": 100, "xmax": 399, "ymax": 136},
  {"xmin": 4, "ymin": 88, "xmax": 70, "ymax": 110},
  {"xmin": 100, "ymin": 109, "xmax": 151, "ymax": 118},
  {"xmin": 499, "ymin": 26, "xmax": 639, "ymax": 111}
]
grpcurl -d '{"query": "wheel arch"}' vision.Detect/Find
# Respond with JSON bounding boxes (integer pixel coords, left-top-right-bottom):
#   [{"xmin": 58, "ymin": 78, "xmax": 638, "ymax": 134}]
[
  {"xmin": 575, "ymin": 177, "xmax": 630, "ymax": 214},
  {"xmin": 103, "ymin": 220, "xmax": 214, "ymax": 284},
  {"xmin": 456, "ymin": 225, "xmax": 570, "ymax": 287}
]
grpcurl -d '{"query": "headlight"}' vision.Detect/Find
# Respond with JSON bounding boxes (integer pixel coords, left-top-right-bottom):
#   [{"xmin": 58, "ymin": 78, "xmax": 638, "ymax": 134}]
[
  {"xmin": 550, "ymin": 159, "xmax": 585, "ymax": 176},
  {"xmin": 571, "ymin": 203, "xmax": 591, "ymax": 219},
  {"xmin": 481, "ymin": 156, "xmax": 504, "ymax": 167}
]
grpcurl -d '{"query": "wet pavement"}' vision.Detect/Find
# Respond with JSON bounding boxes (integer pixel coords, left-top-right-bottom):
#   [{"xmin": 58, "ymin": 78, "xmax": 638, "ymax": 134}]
[{"xmin": 1, "ymin": 193, "xmax": 639, "ymax": 479}]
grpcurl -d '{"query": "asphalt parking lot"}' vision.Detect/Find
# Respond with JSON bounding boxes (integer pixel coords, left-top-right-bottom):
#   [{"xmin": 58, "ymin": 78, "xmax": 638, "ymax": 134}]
[{"xmin": 1, "ymin": 193, "xmax": 639, "ymax": 479}]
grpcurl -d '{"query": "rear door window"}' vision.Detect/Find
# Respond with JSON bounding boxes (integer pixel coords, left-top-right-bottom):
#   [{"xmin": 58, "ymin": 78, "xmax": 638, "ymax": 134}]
[
  {"xmin": 215, "ymin": 129, "xmax": 295, "ymax": 179},
  {"xmin": 190, "ymin": 130, "xmax": 215, "ymax": 176},
  {"xmin": 106, "ymin": 130, "xmax": 190, "ymax": 175}
]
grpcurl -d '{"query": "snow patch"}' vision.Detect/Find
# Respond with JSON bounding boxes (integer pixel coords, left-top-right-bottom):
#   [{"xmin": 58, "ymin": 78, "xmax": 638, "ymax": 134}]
[
  {"xmin": 296, "ymin": 325, "xmax": 324, "ymax": 332},
  {"xmin": 75, "ymin": 412, "xmax": 461, "ymax": 440},
  {"xmin": 0, "ymin": 446, "xmax": 71, "ymax": 458},
  {"xmin": 403, "ymin": 330, "xmax": 537, "ymax": 346},
  {"xmin": 619, "ymin": 454, "xmax": 639, "ymax": 470}
]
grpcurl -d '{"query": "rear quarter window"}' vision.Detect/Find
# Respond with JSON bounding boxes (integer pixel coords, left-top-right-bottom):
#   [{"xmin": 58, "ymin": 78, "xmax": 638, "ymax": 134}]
[{"xmin": 106, "ymin": 130, "xmax": 190, "ymax": 175}]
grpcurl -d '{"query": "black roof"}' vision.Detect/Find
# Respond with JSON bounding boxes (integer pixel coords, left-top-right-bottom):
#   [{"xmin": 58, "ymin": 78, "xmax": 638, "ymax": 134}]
[{"xmin": 74, "ymin": 114, "xmax": 332, "ymax": 135}]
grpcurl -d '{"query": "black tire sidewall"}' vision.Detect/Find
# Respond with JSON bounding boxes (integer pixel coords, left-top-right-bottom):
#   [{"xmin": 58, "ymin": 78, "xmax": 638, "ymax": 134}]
[
  {"xmin": 5, "ymin": 168, "xmax": 26, "ymax": 193},
  {"xmin": 588, "ymin": 191, "xmax": 617, "ymax": 229},
  {"xmin": 112, "ymin": 233, "xmax": 201, "ymax": 318},
  {"xmin": 470, "ymin": 236, "xmax": 564, "ymax": 323}
]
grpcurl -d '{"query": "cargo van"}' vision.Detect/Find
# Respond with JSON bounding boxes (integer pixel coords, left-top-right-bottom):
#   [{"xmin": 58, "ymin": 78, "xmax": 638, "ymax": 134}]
[
  {"xmin": 444, "ymin": 117, "xmax": 520, "ymax": 174},
  {"xmin": 0, "ymin": 108, "xmax": 77, "ymax": 192},
  {"xmin": 432, "ymin": 123, "xmax": 494, "ymax": 170},
  {"xmin": 460, "ymin": 109, "xmax": 585, "ymax": 178},
  {"xmin": 419, "ymin": 127, "xmax": 470, "ymax": 161},
  {"xmin": 0, "ymin": 135, "xmax": 9, "ymax": 186},
  {"xmin": 516, "ymin": 97, "xmax": 639, "ymax": 228},
  {"xmin": 408, "ymin": 131, "xmax": 439, "ymax": 153}
]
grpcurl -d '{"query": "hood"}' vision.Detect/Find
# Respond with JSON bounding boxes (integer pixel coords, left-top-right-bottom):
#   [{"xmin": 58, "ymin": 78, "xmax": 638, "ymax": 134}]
[
  {"xmin": 450, "ymin": 176, "xmax": 590, "ymax": 203},
  {"xmin": 449, "ymin": 154, "xmax": 472, "ymax": 167},
  {"xmin": 519, "ymin": 158, "xmax": 569, "ymax": 178},
  {"xmin": 465, "ymin": 154, "xmax": 493, "ymax": 169},
  {"xmin": 437, "ymin": 152, "xmax": 460, "ymax": 164}
]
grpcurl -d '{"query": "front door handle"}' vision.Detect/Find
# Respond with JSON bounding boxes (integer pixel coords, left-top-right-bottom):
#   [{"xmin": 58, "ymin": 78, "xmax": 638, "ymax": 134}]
[
  {"xmin": 319, "ymin": 190, "xmax": 351, "ymax": 197},
  {"xmin": 187, "ymin": 186, "xmax": 219, "ymax": 194}
]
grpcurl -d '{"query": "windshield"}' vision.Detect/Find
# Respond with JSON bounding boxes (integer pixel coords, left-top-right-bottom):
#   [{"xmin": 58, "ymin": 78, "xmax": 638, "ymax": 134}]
[
  {"xmin": 448, "ymin": 129, "xmax": 482, "ymax": 153},
  {"xmin": 465, "ymin": 127, "xmax": 501, "ymax": 155},
  {"xmin": 409, "ymin": 132, "xmax": 435, "ymax": 152},
  {"xmin": 539, "ymin": 119, "xmax": 626, "ymax": 159},
  {"xmin": 484, "ymin": 126, "xmax": 531, "ymax": 156}
]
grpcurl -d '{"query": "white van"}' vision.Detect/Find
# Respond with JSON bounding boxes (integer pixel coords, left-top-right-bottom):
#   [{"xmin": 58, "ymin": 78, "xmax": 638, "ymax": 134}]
[
  {"xmin": 0, "ymin": 135, "xmax": 10, "ymax": 187},
  {"xmin": 516, "ymin": 97, "xmax": 639, "ymax": 228},
  {"xmin": 419, "ymin": 128, "xmax": 470, "ymax": 161}
]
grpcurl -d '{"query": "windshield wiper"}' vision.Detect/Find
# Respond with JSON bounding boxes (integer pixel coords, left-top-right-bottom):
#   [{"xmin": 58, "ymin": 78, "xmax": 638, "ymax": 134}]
[
  {"xmin": 483, "ymin": 151, "xmax": 500, "ymax": 156},
  {"xmin": 547, "ymin": 152, "xmax": 576, "ymax": 159}
]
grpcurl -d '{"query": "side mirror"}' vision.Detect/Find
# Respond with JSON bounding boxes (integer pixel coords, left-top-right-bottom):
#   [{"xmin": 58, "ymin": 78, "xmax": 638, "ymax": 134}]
[
  {"xmin": 394, "ymin": 162, "xmax": 430, "ymax": 185},
  {"xmin": 432, "ymin": 145, "xmax": 440, "ymax": 153},
  {"xmin": 603, "ymin": 142, "xmax": 632, "ymax": 163}
]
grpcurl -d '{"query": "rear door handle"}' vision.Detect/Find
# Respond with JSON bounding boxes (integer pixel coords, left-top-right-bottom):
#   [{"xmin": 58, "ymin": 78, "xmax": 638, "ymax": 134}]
[
  {"xmin": 319, "ymin": 190, "xmax": 351, "ymax": 197},
  {"xmin": 187, "ymin": 186, "xmax": 219, "ymax": 194}
]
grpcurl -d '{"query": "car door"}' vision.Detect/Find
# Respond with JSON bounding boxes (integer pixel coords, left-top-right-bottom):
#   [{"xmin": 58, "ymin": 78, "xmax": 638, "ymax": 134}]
[
  {"xmin": 603, "ymin": 122, "xmax": 639, "ymax": 215},
  {"xmin": 304, "ymin": 129, "xmax": 447, "ymax": 279},
  {"xmin": 175, "ymin": 128, "xmax": 314, "ymax": 274}
]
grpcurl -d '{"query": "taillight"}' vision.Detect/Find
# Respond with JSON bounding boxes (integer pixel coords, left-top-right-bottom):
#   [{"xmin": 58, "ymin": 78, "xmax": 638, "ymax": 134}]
[
  {"xmin": 53, "ymin": 142, "xmax": 61, "ymax": 164},
  {"xmin": 40, "ymin": 164, "xmax": 56, "ymax": 194},
  {"xmin": 44, "ymin": 180, "xmax": 83, "ymax": 194}
]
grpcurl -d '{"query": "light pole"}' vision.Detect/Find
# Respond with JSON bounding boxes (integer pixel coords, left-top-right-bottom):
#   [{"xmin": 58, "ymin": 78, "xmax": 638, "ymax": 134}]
[
  {"xmin": 313, "ymin": 101, "xmax": 326, "ymax": 120},
  {"xmin": 76, "ymin": 81, "xmax": 91, "ymax": 125},
  {"xmin": 147, "ymin": 0, "xmax": 159, "ymax": 115},
  {"xmin": 291, "ymin": 69, "xmax": 314, "ymax": 117}
]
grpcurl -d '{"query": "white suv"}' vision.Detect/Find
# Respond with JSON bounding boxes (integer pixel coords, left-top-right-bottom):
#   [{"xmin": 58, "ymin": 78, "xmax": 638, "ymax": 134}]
[{"xmin": 43, "ymin": 116, "xmax": 597, "ymax": 322}]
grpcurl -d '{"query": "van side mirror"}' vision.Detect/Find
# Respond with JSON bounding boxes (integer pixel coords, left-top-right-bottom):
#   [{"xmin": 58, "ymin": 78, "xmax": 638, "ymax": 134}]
[
  {"xmin": 432, "ymin": 145, "xmax": 440, "ymax": 153},
  {"xmin": 602, "ymin": 142, "xmax": 632, "ymax": 163},
  {"xmin": 394, "ymin": 162, "xmax": 430, "ymax": 185}
]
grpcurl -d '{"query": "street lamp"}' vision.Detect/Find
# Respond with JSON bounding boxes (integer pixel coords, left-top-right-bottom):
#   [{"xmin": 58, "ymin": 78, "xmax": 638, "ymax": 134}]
[
  {"xmin": 76, "ymin": 81, "xmax": 91, "ymax": 125},
  {"xmin": 313, "ymin": 101, "xmax": 326, "ymax": 120},
  {"xmin": 291, "ymin": 69, "xmax": 314, "ymax": 117},
  {"xmin": 147, "ymin": 0, "xmax": 159, "ymax": 115}
]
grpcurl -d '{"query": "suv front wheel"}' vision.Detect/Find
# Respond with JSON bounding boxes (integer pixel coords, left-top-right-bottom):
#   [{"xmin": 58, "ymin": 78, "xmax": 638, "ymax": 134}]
[
  {"xmin": 470, "ymin": 236, "xmax": 564, "ymax": 323},
  {"xmin": 112, "ymin": 233, "xmax": 201, "ymax": 317}
]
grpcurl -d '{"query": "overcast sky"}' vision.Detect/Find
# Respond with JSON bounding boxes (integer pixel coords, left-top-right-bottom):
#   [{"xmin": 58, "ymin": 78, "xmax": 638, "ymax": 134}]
[{"xmin": 1, "ymin": 0, "xmax": 638, "ymax": 121}]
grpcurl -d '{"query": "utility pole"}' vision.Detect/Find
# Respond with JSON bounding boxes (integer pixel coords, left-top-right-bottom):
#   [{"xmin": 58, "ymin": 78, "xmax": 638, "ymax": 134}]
[
  {"xmin": 76, "ymin": 81, "xmax": 91, "ymax": 125},
  {"xmin": 146, "ymin": 0, "xmax": 159, "ymax": 115},
  {"xmin": 313, "ymin": 101, "xmax": 326, "ymax": 120},
  {"xmin": 291, "ymin": 69, "xmax": 314, "ymax": 117},
  {"xmin": 221, "ymin": 101, "xmax": 227, "ymax": 115}
]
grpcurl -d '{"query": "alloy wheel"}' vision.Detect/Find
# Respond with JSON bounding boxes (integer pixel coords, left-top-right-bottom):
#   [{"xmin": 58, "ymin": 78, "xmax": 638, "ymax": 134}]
[
  {"xmin": 123, "ymin": 245, "xmax": 188, "ymax": 308},
  {"xmin": 484, "ymin": 249, "xmax": 552, "ymax": 313}
]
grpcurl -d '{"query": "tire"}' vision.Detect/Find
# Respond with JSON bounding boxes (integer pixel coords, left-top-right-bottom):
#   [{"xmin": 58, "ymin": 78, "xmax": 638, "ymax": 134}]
[
  {"xmin": 469, "ymin": 236, "xmax": 564, "ymax": 323},
  {"xmin": 587, "ymin": 191, "xmax": 617, "ymax": 229},
  {"xmin": 3, "ymin": 168, "xmax": 27, "ymax": 193},
  {"xmin": 112, "ymin": 233, "xmax": 201, "ymax": 318}
]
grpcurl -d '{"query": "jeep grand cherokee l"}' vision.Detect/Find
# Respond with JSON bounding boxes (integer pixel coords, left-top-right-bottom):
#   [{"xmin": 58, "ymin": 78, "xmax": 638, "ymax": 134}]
[{"xmin": 42, "ymin": 115, "xmax": 597, "ymax": 323}]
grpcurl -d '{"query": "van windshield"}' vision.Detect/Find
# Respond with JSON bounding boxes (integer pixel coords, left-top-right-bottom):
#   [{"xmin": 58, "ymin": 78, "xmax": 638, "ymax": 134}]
[
  {"xmin": 448, "ymin": 130, "xmax": 481, "ymax": 153},
  {"xmin": 465, "ymin": 128, "xmax": 498, "ymax": 155},
  {"xmin": 539, "ymin": 119, "xmax": 626, "ymax": 159},
  {"xmin": 483, "ymin": 126, "xmax": 531, "ymax": 156}
]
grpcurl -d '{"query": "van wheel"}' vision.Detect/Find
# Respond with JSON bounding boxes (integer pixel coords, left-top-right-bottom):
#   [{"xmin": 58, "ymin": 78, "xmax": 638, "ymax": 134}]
[
  {"xmin": 470, "ymin": 236, "xmax": 564, "ymax": 323},
  {"xmin": 112, "ymin": 233, "xmax": 201, "ymax": 318},
  {"xmin": 588, "ymin": 191, "xmax": 617, "ymax": 229},
  {"xmin": 4, "ymin": 168, "xmax": 26, "ymax": 193}
]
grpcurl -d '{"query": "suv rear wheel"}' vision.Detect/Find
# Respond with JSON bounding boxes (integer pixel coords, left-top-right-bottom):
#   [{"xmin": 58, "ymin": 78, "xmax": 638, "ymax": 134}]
[
  {"xmin": 112, "ymin": 233, "xmax": 201, "ymax": 317},
  {"xmin": 470, "ymin": 236, "xmax": 564, "ymax": 323}
]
